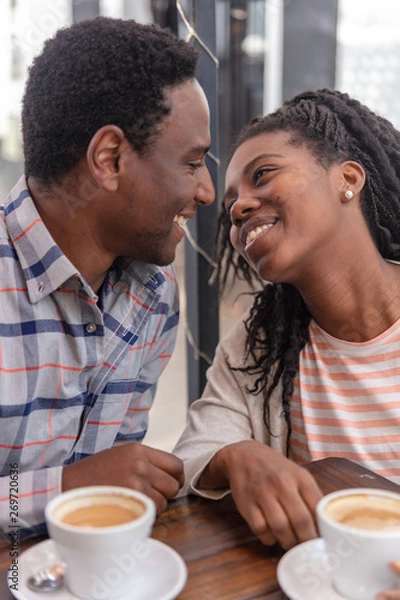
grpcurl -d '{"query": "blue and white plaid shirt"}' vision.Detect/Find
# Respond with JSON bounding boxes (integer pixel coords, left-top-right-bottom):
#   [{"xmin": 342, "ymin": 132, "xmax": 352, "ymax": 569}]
[{"xmin": 0, "ymin": 177, "xmax": 179, "ymax": 539}]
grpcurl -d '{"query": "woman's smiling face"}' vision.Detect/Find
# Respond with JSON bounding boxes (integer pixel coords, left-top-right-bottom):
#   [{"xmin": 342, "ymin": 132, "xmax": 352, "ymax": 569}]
[{"xmin": 224, "ymin": 130, "xmax": 348, "ymax": 286}]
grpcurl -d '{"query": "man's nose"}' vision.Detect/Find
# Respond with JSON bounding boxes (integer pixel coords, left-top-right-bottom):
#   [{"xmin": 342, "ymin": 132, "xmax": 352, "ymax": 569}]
[{"xmin": 196, "ymin": 166, "xmax": 215, "ymax": 206}]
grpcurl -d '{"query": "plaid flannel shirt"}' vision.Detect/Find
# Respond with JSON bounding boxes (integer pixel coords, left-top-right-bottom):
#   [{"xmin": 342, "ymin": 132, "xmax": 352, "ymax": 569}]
[{"xmin": 0, "ymin": 177, "xmax": 179, "ymax": 540}]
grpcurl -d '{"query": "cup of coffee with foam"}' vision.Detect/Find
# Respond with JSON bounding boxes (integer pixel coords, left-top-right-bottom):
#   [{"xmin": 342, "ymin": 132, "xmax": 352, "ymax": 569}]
[
  {"xmin": 317, "ymin": 488, "xmax": 400, "ymax": 600},
  {"xmin": 45, "ymin": 486, "xmax": 156, "ymax": 600}
]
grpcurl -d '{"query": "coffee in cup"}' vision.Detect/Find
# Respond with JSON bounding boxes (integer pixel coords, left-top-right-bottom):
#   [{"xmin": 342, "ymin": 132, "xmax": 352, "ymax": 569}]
[
  {"xmin": 323, "ymin": 492, "xmax": 400, "ymax": 531},
  {"xmin": 45, "ymin": 486, "xmax": 156, "ymax": 600},
  {"xmin": 317, "ymin": 488, "xmax": 400, "ymax": 600},
  {"xmin": 53, "ymin": 493, "xmax": 146, "ymax": 528}
]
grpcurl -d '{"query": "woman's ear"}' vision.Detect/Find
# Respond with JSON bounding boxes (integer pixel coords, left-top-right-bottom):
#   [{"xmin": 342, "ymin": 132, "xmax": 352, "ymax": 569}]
[
  {"xmin": 86, "ymin": 125, "xmax": 126, "ymax": 192},
  {"xmin": 340, "ymin": 160, "xmax": 366, "ymax": 203}
]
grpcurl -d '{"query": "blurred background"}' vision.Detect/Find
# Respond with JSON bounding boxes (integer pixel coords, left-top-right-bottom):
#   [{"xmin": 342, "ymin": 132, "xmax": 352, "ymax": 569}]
[{"xmin": 1, "ymin": 0, "xmax": 400, "ymax": 450}]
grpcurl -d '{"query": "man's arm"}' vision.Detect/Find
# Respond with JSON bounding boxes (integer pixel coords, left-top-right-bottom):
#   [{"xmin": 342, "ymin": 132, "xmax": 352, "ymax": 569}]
[
  {"xmin": 0, "ymin": 265, "xmax": 182, "ymax": 536},
  {"xmin": 60, "ymin": 265, "xmax": 184, "ymax": 514}
]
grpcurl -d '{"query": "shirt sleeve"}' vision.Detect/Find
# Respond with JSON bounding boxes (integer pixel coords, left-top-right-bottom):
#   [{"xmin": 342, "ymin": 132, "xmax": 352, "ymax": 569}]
[
  {"xmin": 173, "ymin": 311, "xmax": 259, "ymax": 499},
  {"xmin": 0, "ymin": 465, "xmax": 62, "ymax": 541}
]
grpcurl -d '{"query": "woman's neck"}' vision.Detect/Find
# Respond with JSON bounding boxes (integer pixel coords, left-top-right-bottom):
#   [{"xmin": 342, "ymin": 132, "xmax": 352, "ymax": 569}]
[{"xmin": 299, "ymin": 257, "xmax": 400, "ymax": 342}]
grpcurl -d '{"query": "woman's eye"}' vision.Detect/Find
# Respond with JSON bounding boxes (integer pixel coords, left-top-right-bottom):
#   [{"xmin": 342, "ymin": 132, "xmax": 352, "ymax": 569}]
[
  {"xmin": 253, "ymin": 167, "xmax": 273, "ymax": 185},
  {"xmin": 225, "ymin": 199, "xmax": 236, "ymax": 214}
]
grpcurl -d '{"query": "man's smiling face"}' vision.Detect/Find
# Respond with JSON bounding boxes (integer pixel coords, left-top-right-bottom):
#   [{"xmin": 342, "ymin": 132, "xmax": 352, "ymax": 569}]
[{"xmin": 107, "ymin": 79, "xmax": 215, "ymax": 266}]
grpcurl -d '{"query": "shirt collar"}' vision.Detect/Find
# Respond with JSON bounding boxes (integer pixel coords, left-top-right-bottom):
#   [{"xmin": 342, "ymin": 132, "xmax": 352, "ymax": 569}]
[
  {"xmin": 115, "ymin": 257, "xmax": 169, "ymax": 294},
  {"xmin": 4, "ymin": 177, "xmax": 81, "ymax": 303},
  {"xmin": 4, "ymin": 177, "xmax": 168, "ymax": 302}
]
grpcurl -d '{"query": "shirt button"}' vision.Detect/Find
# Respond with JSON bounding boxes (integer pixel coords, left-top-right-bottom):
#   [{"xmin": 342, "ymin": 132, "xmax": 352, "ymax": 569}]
[{"xmin": 85, "ymin": 323, "xmax": 97, "ymax": 334}]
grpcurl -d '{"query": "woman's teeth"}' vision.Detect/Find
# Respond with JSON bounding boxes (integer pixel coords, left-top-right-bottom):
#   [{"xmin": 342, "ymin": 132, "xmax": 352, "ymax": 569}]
[
  {"xmin": 174, "ymin": 215, "xmax": 187, "ymax": 228},
  {"xmin": 245, "ymin": 223, "xmax": 272, "ymax": 246}
]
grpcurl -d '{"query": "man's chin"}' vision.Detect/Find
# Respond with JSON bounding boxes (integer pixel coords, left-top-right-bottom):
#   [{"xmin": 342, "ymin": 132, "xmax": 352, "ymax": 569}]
[
  {"xmin": 134, "ymin": 238, "xmax": 178, "ymax": 267},
  {"xmin": 150, "ymin": 250, "xmax": 176, "ymax": 267}
]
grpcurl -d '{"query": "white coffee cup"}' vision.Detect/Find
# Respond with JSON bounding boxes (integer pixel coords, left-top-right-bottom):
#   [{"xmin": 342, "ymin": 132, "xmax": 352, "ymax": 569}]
[
  {"xmin": 317, "ymin": 488, "xmax": 400, "ymax": 600},
  {"xmin": 45, "ymin": 485, "xmax": 156, "ymax": 600}
]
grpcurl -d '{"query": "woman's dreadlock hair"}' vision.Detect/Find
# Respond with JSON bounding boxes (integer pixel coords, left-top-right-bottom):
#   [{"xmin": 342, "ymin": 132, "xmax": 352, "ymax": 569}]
[{"xmin": 216, "ymin": 88, "xmax": 400, "ymax": 453}]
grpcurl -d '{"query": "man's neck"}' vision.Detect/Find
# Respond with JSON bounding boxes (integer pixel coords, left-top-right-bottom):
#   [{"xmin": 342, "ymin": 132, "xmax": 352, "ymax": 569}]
[{"xmin": 27, "ymin": 174, "xmax": 113, "ymax": 294}]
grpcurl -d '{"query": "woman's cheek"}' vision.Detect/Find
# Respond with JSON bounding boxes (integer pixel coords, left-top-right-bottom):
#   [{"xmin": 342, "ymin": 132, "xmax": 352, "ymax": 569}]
[{"xmin": 229, "ymin": 226, "xmax": 241, "ymax": 254}]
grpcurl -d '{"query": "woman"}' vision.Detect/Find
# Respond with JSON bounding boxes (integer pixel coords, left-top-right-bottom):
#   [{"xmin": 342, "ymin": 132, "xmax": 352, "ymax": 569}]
[{"xmin": 174, "ymin": 89, "xmax": 400, "ymax": 573}]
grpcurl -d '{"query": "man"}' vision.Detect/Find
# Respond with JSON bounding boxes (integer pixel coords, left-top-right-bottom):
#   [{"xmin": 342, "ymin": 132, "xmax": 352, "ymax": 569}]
[{"xmin": 0, "ymin": 16, "xmax": 214, "ymax": 539}]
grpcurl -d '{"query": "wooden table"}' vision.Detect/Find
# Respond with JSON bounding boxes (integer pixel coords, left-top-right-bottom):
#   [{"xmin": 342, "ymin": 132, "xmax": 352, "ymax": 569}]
[{"xmin": 1, "ymin": 457, "xmax": 400, "ymax": 599}]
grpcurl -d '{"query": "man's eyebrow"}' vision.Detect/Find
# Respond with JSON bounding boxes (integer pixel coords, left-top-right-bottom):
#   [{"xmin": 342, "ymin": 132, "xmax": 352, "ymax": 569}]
[
  {"xmin": 243, "ymin": 153, "xmax": 283, "ymax": 175},
  {"xmin": 189, "ymin": 145, "xmax": 211, "ymax": 156}
]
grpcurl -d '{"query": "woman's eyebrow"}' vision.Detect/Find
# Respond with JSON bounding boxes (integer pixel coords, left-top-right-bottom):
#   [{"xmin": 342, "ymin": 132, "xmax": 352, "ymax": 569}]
[{"xmin": 243, "ymin": 153, "xmax": 283, "ymax": 175}]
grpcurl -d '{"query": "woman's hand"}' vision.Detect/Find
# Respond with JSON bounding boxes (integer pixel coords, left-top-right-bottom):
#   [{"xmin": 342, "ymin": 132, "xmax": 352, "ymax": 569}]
[
  {"xmin": 199, "ymin": 440, "xmax": 322, "ymax": 549},
  {"xmin": 375, "ymin": 561, "xmax": 400, "ymax": 599}
]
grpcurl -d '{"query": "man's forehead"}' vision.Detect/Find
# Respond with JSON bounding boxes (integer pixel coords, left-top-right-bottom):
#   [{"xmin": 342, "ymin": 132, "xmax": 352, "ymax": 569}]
[{"xmin": 165, "ymin": 79, "xmax": 208, "ymax": 114}]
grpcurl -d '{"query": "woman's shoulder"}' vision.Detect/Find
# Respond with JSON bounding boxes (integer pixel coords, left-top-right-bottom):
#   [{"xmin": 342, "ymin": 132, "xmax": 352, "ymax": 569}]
[{"xmin": 218, "ymin": 305, "xmax": 254, "ymax": 365}]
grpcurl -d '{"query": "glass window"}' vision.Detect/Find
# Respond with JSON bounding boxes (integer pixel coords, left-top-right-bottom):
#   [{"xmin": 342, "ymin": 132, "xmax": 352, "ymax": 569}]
[{"xmin": 336, "ymin": 0, "xmax": 400, "ymax": 128}]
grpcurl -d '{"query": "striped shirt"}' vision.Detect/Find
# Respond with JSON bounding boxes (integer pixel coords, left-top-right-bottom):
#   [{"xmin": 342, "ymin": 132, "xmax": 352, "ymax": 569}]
[
  {"xmin": 291, "ymin": 318, "xmax": 400, "ymax": 482},
  {"xmin": 0, "ymin": 177, "xmax": 179, "ymax": 539}
]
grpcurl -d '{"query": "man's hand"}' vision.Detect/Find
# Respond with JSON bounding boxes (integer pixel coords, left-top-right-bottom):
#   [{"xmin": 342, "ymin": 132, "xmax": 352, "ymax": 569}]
[
  {"xmin": 62, "ymin": 444, "xmax": 184, "ymax": 514},
  {"xmin": 200, "ymin": 440, "xmax": 322, "ymax": 549}
]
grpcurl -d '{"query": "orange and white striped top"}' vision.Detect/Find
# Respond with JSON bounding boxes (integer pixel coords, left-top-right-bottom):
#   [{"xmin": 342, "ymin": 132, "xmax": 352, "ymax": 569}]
[{"xmin": 290, "ymin": 318, "xmax": 400, "ymax": 483}]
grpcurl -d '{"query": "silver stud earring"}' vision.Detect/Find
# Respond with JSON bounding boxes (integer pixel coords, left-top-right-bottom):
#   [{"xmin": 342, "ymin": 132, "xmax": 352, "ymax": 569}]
[{"xmin": 344, "ymin": 190, "xmax": 354, "ymax": 200}]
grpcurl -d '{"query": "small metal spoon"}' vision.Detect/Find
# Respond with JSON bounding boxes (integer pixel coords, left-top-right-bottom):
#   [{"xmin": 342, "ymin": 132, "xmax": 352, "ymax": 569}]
[{"xmin": 27, "ymin": 561, "xmax": 65, "ymax": 593}]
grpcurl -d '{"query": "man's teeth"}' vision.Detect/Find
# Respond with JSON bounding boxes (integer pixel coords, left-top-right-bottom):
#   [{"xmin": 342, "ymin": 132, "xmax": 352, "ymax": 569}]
[
  {"xmin": 246, "ymin": 224, "xmax": 273, "ymax": 246},
  {"xmin": 174, "ymin": 215, "xmax": 187, "ymax": 227}
]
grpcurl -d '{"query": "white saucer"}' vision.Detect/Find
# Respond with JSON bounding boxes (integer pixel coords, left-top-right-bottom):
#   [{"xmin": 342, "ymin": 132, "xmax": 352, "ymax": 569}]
[
  {"xmin": 277, "ymin": 538, "xmax": 346, "ymax": 600},
  {"xmin": 9, "ymin": 538, "xmax": 187, "ymax": 600}
]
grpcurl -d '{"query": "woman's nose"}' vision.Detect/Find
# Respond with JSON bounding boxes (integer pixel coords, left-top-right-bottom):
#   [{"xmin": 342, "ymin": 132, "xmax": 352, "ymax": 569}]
[{"xmin": 230, "ymin": 194, "xmax": 259, "ymax": 226}]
